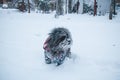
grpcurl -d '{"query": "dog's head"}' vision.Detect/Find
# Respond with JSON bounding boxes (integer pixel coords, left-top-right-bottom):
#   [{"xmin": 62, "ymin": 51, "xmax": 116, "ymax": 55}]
[{"xmin": 44, "ymin": 27, "xmax": 72, "ymax": 55}]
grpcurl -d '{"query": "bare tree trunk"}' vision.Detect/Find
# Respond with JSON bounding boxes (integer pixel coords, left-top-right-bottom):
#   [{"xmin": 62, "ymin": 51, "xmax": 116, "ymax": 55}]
[
  {"xmin": 94, "ymin": 0, "xmax": 97, "ymax": 16},
  {"xmin": 109, "ymin": 5, "xmax": 112, "ymax": 20},
  {"xmin": 113, "ymin": 0, "xmax": 116, "ymax": 15},
  {"xmin": 109, "ymin": 0, "xmax": 113, "ymax": 20},
  {"xmin": 28, "ymin": 0, "xmax": 30, "ymax": 13}
]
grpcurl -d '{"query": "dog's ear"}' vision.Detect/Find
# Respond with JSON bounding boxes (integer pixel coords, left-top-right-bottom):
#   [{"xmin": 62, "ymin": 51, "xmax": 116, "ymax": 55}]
[{"xmin": 54, "ymin": 36, "xmax": 66, "ymax": 46}]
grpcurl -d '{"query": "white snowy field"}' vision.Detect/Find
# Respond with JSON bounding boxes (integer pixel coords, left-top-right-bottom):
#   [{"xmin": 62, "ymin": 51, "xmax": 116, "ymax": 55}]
[{"xmin": 0, "ymin": 8, "xmax": 120, "ymax": 80}]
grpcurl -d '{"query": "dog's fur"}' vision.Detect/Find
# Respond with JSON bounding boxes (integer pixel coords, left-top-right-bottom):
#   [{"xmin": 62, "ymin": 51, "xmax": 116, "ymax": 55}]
[{"xmin": 43, "ymin": 27, "xmax": 72, "ymax": 66}]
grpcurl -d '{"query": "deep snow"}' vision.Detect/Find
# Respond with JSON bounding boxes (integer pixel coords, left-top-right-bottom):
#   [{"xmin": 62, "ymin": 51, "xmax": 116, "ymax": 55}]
[{"xmin": 0, "ymin": 8, "xmax": 120, "ymax": 80}]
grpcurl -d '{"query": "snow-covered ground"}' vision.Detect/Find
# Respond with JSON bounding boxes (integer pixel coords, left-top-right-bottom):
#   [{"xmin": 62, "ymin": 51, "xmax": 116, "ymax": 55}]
[{"xmin": 0, "ymin": 8, "xmax": 120, "ymax": 80}]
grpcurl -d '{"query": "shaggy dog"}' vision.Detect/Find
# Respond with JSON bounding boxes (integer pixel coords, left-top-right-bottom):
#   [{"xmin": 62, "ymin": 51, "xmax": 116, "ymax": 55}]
[{"xmin": 43, "ymin": 27, "xmax": 72, "ymax": 66}]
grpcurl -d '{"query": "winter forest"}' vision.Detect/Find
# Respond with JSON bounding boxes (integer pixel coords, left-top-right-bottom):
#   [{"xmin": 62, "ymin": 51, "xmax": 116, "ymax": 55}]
[
  {"xmin": 0, "ymin": 0, "xmax": 120, "ymax": 19},
  {"xmin": 0, "ymin": 0, "xmax": 120, "ymax": 80}
]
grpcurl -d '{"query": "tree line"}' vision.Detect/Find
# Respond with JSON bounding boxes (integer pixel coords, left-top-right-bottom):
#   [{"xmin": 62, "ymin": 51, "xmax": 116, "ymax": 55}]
[{"xmin": 1, "ymin": 0, "xmax": 120, "ymax": 20}]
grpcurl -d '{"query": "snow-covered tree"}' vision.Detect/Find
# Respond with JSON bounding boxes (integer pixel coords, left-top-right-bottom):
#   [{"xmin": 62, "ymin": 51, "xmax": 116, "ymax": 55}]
[
  {"xmin": 68, "ymin": 0, "xmax": 72, "ymax": 13},
  {"xmin": 83, "ymin": 0, "xmax": 111, "ymax": 16},
  {"xmin": 2, "ymin": 0, "xmax": 8, "ymax": 8},
  {"xmin": 97, "ymin": 0, "xmax": 111, "ymax": 16},
  {"xmin": 56, "ymin": 0, "xmax": 64, "ymax": 16},
  {"xmin": 83, "ymin": 0, "xmax": 94, "ymax": 14},
  {"xmin": 109, "ymin": 0, "xmax": 116, "ymax": 20}
]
